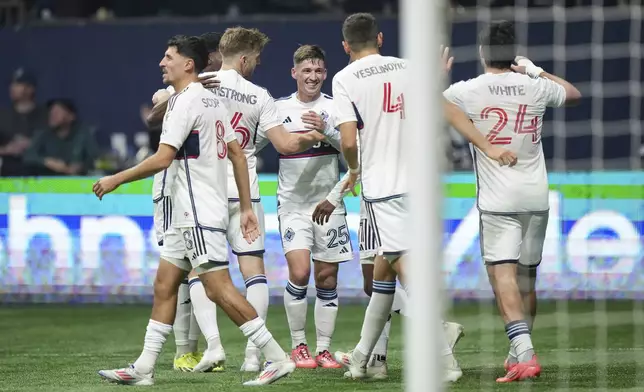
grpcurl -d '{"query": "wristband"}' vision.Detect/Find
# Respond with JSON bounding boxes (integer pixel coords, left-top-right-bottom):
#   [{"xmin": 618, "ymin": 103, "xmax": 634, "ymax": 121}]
[{"xmin": 349, "ymin": 167, "xmax": 360, "ymax": 174}]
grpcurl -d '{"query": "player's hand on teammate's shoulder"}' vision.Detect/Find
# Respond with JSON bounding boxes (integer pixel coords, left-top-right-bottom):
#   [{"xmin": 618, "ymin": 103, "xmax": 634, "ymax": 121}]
[
  {"xmin": 440, "ymin": 45, "xmax": 454, "ymax": 74},
  {"xmin": 240, "ymin": 209, "xmax": 261, "ymax": 244},
  {"xmin": 301, "ymin": 110, "xmax": 326, "ymax": 133},
  {"xmin": 312, "ymin": 199, "xmax": 336, "ymax": 225},
  {"xmin": 198, "ymin": 72, "xmax": 220, "ymax": 89},
  {"xmin": 92, "ymin": 175, "xmax": 120, "ymax": 200},
  {"xmin": 484, "ymin": 146, "xmax": 518, "ymax": 167}
]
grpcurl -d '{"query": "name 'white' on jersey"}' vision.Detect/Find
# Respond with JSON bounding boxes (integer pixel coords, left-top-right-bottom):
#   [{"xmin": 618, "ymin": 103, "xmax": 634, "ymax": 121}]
[
  {"xmin": 274, "ymin": 92, "xmax": 344, "ymax": 215},
  {"xmin": 332, "ymin": 54, "xmax": 409, "ymax": 201},
  {"xmin": 212, "ymin": 69, "xmax": 283, "ymax": 201},
  {"xmin": 443, "ymin": 72, "xmax": 566, "ymax": 213},
  {"xmin": 159, "ymin": 82, "xmax": 235, "ymax": 230}
]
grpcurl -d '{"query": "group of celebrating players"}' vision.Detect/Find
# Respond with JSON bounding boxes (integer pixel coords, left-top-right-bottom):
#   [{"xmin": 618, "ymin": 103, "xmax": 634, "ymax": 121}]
[{"xmin": 91, "ymin": 11, "xmax": 581, "ymax": 387}]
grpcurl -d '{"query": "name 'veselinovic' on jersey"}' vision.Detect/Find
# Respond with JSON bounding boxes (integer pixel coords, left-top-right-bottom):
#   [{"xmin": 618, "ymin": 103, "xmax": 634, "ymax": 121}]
[
  {"xmin": 274, "ymin": 92, "xmax": 343, "ymax": 215},
  {"xmin": 159, "ymin": 82, "xmax": 235, "ymax": 230},
  {"xmin": 212, "ymin": 69, "xmax": 282, "ymax": 201},
  {"xmin": 332, "ymin": 54, "xmax": 409, "ymax": 201},
  {"xmin": 443, "ymin": 72, "xmax": 566, "ymax": 213}
]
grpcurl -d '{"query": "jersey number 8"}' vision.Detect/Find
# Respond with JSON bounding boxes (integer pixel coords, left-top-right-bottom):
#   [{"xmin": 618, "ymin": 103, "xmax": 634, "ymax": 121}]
[{"xmin": 215, "ymin": 120, "xmax": 227, "ymax": 159}]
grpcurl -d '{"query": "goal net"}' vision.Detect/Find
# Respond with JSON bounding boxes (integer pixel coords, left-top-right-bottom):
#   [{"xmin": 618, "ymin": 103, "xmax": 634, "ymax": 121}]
[{"xmin": 414, "ymin": 1, "xmax": 644, "ymax": 390}]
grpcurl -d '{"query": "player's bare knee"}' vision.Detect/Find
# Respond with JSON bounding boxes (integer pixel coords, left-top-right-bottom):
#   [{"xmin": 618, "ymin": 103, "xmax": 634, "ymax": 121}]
[
  {"xmin": 517, "ymin": 264, "xmax": 538, "ymax": 294},
  {"xmin": 286, "ymin": 251, "xmax": 311, "ymax": 286},
  {"xmin": 314, "ymin": 262, "xmax": 338, "ymax": 290},
  {"xmin": 238, "ymin": 254, "xmax": 265, "ymax": 280},
  {"xmin": 153, "ymin": 274, "xmax": 178, "ymax": 301},
  {"xmin": 486, "ymin": 262, "xmax": 519, "ymax": 289}
]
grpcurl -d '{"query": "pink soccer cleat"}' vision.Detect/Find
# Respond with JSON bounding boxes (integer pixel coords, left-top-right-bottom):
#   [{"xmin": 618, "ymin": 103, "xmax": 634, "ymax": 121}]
[
  {"xmin": 496, "ymin": 355, "xmax": 541, "ymax": 383},
  {"xmin": 316, "ymin": 350, "xmax": 342, "ymax": 369},
  {"xmin": 291, "ymin": 343, "xmax": 317, "ymax": 369}
]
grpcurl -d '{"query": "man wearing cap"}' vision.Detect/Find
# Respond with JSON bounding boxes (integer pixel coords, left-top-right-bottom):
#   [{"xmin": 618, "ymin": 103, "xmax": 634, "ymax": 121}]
[
  {"xmin": 0, "ymin": 68, "xmax": 49, "ymax": 175},
  {"xmin": 23, "ymin": 98, "xmax": 98, "ymax": 175}
]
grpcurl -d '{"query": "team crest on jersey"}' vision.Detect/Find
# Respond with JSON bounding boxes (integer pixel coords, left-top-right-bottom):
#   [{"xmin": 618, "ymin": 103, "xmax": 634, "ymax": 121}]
[{"xmin": 284, "ymin": 228, "xmax": 295, "ymax": 242}]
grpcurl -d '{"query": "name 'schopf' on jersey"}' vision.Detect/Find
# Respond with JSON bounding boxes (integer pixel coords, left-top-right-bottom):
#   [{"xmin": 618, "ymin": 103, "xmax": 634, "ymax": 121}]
[
  {"xmin": 443, "ymin": 72, "xmax": 566, "ymax": 213},
  {"xmin": 213, "ymin": 69, "xmax": 283, "ymax": 201},
  {"xmin": 159, "ymin": 82, "xmax": 235, "ymax": 230},
  {"xmin": 331, "ymin": 54, "xmax": 409, "ymax": 201},
  {"xmin": 274, "ymin": 92, "xmax": 344, "ymax": 215}
]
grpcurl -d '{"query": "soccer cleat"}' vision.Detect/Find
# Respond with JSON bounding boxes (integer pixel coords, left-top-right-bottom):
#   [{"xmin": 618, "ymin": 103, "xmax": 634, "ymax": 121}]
[
  {"xmin": 504, "ymin": 356, "xmax": 518, "ymax": 371},
  {"xmin": 496, "ymin": 355, "xmax": 541, "ymax": 383},
  {"xmin": 334, "ymin": 350, "xmax": 367, "ymax": 380},
  {"xmin": 443, "ymin": 354, "xmax": 463, "ymax": 383},
  {"xmin": 242, "ymin": 359, "xmax": 296, "ymax": 386},
  {"xmin": 173, "ymin": 352, "xmax": 199, "ymax": 372},
  {"xmin": 240, "ymin": 357, "xmax": 261, "ymax": 372},
  {"xmin": 193, "ymin": 347, "xmax": 226, "ymax": 373},
  {"xmin": 98, "ymin": 364, "xmax": 154, "ymax": 386},
  {"xmin": 366, "ymin": 354, "xmax": 388, "ymax": 380},
  {"xmin": 443, "ymin": 321, "xmax": 465, "ymax": 351},
  {"xmin": 316, "ymin": 350, "xmax": 342, "ymax": 369},
  {"xmin": 291, "ymin": 343, "xmax": 317, "ymax": 369}
]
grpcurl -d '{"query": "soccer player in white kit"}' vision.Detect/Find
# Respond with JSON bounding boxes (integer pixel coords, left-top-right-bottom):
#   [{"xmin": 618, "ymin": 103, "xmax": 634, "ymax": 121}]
[
  {"xmin": 148, "ymin": 31, "xmax": 224, "ymax": 373},
  {"xmin": 329, "ymin": 14, "xmax": 518, "ymax": 383},
  {"xmin": 443, "ymin": 21, "xmax": 581, "ymax": 383},
  {"xmin": 273, "ymin": 45, "xmax": 349, "ymax": 370},
  {"xmin": 93, "ymin": 35, "xmax": 296, "ymax": 386}
]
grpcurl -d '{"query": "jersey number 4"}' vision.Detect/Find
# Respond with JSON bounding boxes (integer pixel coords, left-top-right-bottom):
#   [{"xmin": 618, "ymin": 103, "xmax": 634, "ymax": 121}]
[
  {"xmin": 481, "ymin": 105, "xmax": 541, "ymax": 145},
  {"xmin": 383, "ymin": 82, "xmax": 405, "ymax": 119},
  {"xmin": 230, "ymin": 112, "xmax": 251, "ymax": 149}
]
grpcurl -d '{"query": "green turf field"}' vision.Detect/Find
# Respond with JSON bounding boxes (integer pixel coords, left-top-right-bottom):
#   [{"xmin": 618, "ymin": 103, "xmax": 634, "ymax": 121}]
[{"xmin": 1, "ymin": 300, "xmax": 643, "ymax": 391}]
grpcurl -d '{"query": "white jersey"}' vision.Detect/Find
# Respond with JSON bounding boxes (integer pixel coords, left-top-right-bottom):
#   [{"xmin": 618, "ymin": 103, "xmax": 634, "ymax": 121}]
[
  {"xmin": 159, "ymin": 82, "xmax": 235, "ymax": 229},
  {"xmin": 212, "ymin": 69, "xmax": 282, "ymax": 201},
  {"xmin": 443, "ymin": 72, "xmax": 566, "ymax": 213},
  {"xmin": 274, "ymin": 92, "xmax": 344, "ymax": 215},
  {"xmin": 332, "ymin": 54, "xmax": 409, "ymax": 201}
]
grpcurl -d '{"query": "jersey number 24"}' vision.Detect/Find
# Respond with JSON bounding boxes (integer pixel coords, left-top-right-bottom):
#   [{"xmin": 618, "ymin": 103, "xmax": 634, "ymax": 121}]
[{"xmin": 481, "ymin": 105, "xmax": 541, "ymax": 145}]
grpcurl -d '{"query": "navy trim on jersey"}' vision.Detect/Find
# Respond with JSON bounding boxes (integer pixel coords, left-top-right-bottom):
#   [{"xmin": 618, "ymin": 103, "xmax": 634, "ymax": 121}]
[
  {"xmin": 364, "ymin": 201, "xmax": 382, "ymax": 248},
  {"xmin": 199, "ymin": 225, "xmax": 227, "ymax": 234},
  {"xmin": 233, "ymin": 249, "xmax": 266, "ymax": 256},
  {"xmin": 160, "ymin": 168, "xmax": 168, "ymax": 198},
  {"xmin": 228, "ymin": 198, "xmax": 262, "ymax": 203},
  {"xmin": 322, "ymin": 93, "xmax": 333, "ymax": 100},
  {"xmin": 363, "ymin": 193, "xmax": 406, "ymax": 203},
  {"xmin": 183, "ymin": 158, "xmax": 200, "ymax": 226},
  {"xmin": 175, "ymin": 130, "xmax": 200, "ymax": 160},
  {"xmin": 252, "ymin": 120, "xmax": 260, "ymax": 145},
  {"xmin": 274, "ymin": 94, "xmax": 292, "ymax": 102},
  {"xmin": 351, "ymin": 102, "xmax": 364, "ymax": 130}
]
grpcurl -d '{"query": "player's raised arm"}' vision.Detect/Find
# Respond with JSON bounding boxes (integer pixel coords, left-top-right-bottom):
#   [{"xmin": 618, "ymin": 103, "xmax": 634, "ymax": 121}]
[{"xmin": 512, "ymin": 56, "xmax": 581, "ymax": 106}]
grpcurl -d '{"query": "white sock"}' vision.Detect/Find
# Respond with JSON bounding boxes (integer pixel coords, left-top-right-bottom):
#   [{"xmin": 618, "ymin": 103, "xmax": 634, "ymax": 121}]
[
  {"xmin": 284, "ymin": 280, "xmax": 308, "ymax": 348},
  {"xmin": 392, "ymin": 287, "xmax": 408, "ymax": 316},
  {"xmin": 174, "ymin": 280, "xmax": 191, "ymax": 358},
  {"xmin": 438, "ymin": 319, "xmax": 454, "ymax": 357},
  {"xmin": 372, "ymin": 314, "xmax": 391, "ymax": 358},
  {"xmin": 133, "ymin": 319, "xmax": 172, "ymax": 374},
  {"xmin": 189, "ymin": 277, "xmax": 222, "ymax": 350},
  {"xmin": 188, "ymin": 307, "xmax": 200, "ymax": 353},
  {"xmin": 355, "ymin": 281, "xmax": 396, "ymax": 358},
  {"xmin": 240, "ymin": 317, "xmax": 286, "ymax": 363},
  {"xmin": 244, "ymin": 274, "xmax": 269, "ymax": 360},
  {"xmin": 314, "ymin": 286, "xmax": 338, "ymax": 354},
  {"xmin": 506, "ymin": 320, "xmax": 534, "ymax": 363}
]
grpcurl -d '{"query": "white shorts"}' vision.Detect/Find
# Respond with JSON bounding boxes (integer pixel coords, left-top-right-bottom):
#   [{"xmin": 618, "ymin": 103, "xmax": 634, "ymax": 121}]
[
  {"xmin": 153, "ymin": 196, "xmax": 172, "ymax": 246},
  {"xmin": 227, "ymin": 201, "xmax": 265, "ymax": 256},
  {"xmin": 161, "ymin": 226, "xmax": 229, "ymax": 274},
  {"xmin": 364, "ymin": 196, "xmax": 408, "ymax": 262},
  {"xmin": 479, "ymin": 212, "xmax": 548, "ymax": 268},
  {"xmin": 279, "ymin": 213, "xmax": 353, "ymax": 263},
  {"xmin": 358, "ymin": 198, "xmax": 377, "ymax": 264}
]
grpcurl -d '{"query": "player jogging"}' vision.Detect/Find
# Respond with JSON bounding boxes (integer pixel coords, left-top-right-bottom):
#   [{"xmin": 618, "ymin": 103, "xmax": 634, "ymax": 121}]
[
  {"xmin": 329, "ymin": 13, "xmax": 517, "ymax": 383},
  {"xmin": 273, "ymin": 44, "xmax": 348, "ymax": 370},
  {"xmin": 94, "ymin": 35, "xmax": 296, "ymax": 386},
  {"xmin": 147, "ymin": 31, "xmax": 224, "ymax": 373},
  {"xmin": 443, "ymin": 21, "xmax": 581, "ymax": 383}
]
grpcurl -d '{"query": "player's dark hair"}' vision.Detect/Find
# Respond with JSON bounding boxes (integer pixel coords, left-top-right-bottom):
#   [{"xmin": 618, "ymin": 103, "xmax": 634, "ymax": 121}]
[
  {"xmin": 342, "ymin": 13, "xmax": 379, "ymax": 52},
  {"xmin": 479, "ymin": 21, "xmax": 516, "ymax": 70},
  {"xmin": 167, "ymin": 35, "xmax": 209, "ymax": 74},
  {"xmin": 200, "ymin": 32, "xmax": 222, "ymax": 53},
  {"xmin": 293, "ymin": 44, "xmax": 326, "ymax": 66}
]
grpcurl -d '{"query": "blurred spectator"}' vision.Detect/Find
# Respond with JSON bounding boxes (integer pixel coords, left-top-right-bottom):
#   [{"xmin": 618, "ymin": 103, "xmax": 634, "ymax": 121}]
[
  {"xmin": 0, "ymin": 68, "xmax": 48, "ymax": 176},
  {"xmin": 23, "ymin": 98, "xmax": 98, "ymax": 175}
]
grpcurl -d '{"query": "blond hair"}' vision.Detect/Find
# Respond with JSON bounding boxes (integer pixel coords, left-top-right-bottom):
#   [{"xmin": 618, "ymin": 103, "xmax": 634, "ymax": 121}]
[
  {"xmin": 293, "ymin": 44, "xmax": 326, "ymax": 66},
  {"xmin": 219, "ymin": 27, "xmax": 270, "ymax": 58}
]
